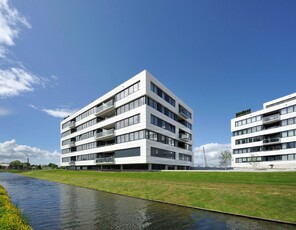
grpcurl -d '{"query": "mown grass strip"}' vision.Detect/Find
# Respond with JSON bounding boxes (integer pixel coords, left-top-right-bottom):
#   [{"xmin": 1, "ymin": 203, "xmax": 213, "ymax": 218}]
[
  {"xmin": 0, "ymin": 185, "xmax": 32, "ymax": 230},
  {"xmin": 21, "ymin": 170, "xmax": 296, "ymax": 223}
]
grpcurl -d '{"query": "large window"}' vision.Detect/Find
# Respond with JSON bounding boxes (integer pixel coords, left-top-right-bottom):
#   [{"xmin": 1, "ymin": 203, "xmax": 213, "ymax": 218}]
[
  {"xmin": 76, "ymin": 153, "xmax": 95, "ymax": 161},
  {"xmin": 235, "ymin": 115, "xmax": 261, "ymax": 127},
  {"xmin": 151, "ymin": 115, "xmax": 176, "ymax": 133},
  {"xmin": 116, "ymin": 130, "xmax": 145, "ymax": 144},
  {"xmin": 151, "ymin": 147, "xmax": 176, "ymax": 159},
  {"xmin": 151, "ymin": 82, "xmax": 175, "ymax": 107},
  {"xmin": 281, "ymin": 104, "xmax": 296, "ymax": 115},
  {"xmin": 115, "ymin": 81, "xmax": 140, "ymax": 101},
  {"xmin": 147, "ymin": 96, "xmax": 192, "ymax": 130},
  {"xmin": 116, "ymin": 114, "xmax": 140, "ymax": 130},
  {"xmin": 147, "ymin": 97, "xmax": 176, "ymax": 120},
  {"xmin": 116, "ymin": 97, "xmax": 145, "ymax": 115},
  {"xmin": 76, "ymin": 118, "xmax": 97, "ymax": 132},
  {"xmin": 233, "ymin": 141, "xmax": 296, "ymax": 154},
  {"xmin": 76, "ymin": 142, "xmax": 97, "ymax": 152},
  {"xmin": 116, "ymin": 129, "xmax": 180, "ymax": 148},
  {"xmin": 179, "ymin": 153, "xmax": 192, "ymax": 162}
]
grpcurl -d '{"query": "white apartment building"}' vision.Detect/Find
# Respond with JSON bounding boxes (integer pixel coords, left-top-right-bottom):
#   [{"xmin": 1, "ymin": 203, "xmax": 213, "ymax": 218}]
[
  {"xmin": 231, "ymin": 93, "xmax": 296, "ymax": 169},
  {"xmin": 60, "ymin": 70, "xmax": 193, "ymax": 170}
]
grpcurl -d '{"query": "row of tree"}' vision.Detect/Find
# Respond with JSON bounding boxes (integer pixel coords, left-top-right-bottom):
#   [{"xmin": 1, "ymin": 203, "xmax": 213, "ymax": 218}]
[{"xmin": 1, "ymin": 160, "xmax": 59, "ymax": 170}]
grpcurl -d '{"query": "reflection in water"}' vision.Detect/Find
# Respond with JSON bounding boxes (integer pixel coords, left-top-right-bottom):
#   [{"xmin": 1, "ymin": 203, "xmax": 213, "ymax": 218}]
[{"xmin": 0, "ymin": 173, "xmax": 294, "ymax": 230}]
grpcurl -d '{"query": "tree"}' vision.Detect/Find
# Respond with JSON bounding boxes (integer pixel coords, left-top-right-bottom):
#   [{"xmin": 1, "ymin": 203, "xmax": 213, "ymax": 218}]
[
  {"xmin": 48, "ymin": 163, "xmax": 58, "ymax": 169},
  {"xmin": 23, "ymin": 162, "xmax": 31, "ymax": 170},
  {"xmin": 219, "ymin": 150, "xmax": 232, "ymax": 170},
  {"xmin": 9, "ymin": 160, "xmax": 23, "ymax": 169},
  {"xmin": 249, "ymin": 154, "xmax": 260, "ymax": 168}
]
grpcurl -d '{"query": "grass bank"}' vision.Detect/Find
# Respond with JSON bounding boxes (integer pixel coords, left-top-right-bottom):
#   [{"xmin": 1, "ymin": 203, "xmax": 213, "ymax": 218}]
[
  {"xmin": 21, "ymin": 170, "xmax": 296, "ymax": 223},
  {"xmin": 0, "ymin": 185, "xmax": 32, "ymax": 230}
]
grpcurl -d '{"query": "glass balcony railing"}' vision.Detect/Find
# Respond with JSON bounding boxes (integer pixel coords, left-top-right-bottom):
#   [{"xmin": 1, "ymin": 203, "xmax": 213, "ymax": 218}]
[
  {"xmin": 96, "ymin": 157, "xmax": 114, "ymax": 164},
  {"xmin": 69, "ymin": 141, "xmax": 75, "ymax": 147},
  {"xmin": 94, "ymin": 129, "xmax": 115, "ymax": 140},
  {"xmin": 69, "ymin": 121, "xmax": 76, "ymax": 128},
  {"xmin": 95, "ymin": 100, "xmax": 114, "ymax": 116},
  {"xmin": 179, "ymin": 110, "xmax": 189, "ymax": 119},
  {"xmin": 262, "ymin": 114, "xmax": 280, "ymax": 124},
  {"xmin": 179, "ymin": 133, "xmax": 190, "ymax": 142},
  {"xmin": 262, "ymin": 137, "xmax": 281, "ymax": 145}
]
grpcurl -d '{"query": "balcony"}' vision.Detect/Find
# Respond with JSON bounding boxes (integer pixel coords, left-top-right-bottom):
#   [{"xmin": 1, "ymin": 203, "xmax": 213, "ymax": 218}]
[
  {"xmin": 96, "ymin": 157, "xmax": 114, "ymax": 164},
  {"xmin": 94, "ymin": 129, "xmax": 115, "ymax": 141},
  {"xmin": 95, "ymin": 100, "xmax": 114, "ymax": 117},
  {"xmin": 179, "ymin": 133, "xmax": 190, "ymax": 142},
  {"xmin": 69, "ymin": 161, "xmax": 75, "ymax": 166},
  {"xmin": 179, "ymin": 110, "xmax": 189, "ymax": 120},
  {"xmin": 69, "ymin": 121, "xmax": 76, "ymax": 128},
  {"xmin": 262, "ymin": 137, "xmax": 281, "ymax": 145},
  {"xmin": 262, "ymin": 114, "xmax": 280, "ymax": 124},
  {"xmin": 69, "ymin": 141, "xmax": 75, "ymax": 147}
]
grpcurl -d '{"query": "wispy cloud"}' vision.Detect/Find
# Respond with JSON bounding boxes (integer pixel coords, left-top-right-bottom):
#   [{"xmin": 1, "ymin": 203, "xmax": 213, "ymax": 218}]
[
  {"xmin": 194, "ymin": 143, "xmax": 231, "ymax": 167},
  {"xmin": 30, "ymin": 104, "xmax": 77, "ymax": 118},
  {"xmin": 0, "ymin": 0, "xmax": 53, "ymax": 98},
  {"xmin": 0, "ymin": 107, "xmax": 11, "ymax": 116},
  {"xmin": 0, "ymin": 139, "xmax": 60, "ymax": 165},
  {"xmin": 0, "ymin": 0, "xmax": 31, "ymax": 48},
  {"xmin": 0, "ymin": 67, "xmax": 46, "ymax": 97},
  {"xmin": 0, "ymin": 46, "xmax": 8, "ymax": 58}
]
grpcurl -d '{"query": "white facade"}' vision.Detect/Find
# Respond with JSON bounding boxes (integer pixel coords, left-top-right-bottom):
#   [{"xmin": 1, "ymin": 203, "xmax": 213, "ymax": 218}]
[
  {"xmin": 231, "ymin": 93, "xmax": 296, "ymax": 169},
  {"xmin": 60, "ymin": 70, "xmax": 194, "ymax": 170}
]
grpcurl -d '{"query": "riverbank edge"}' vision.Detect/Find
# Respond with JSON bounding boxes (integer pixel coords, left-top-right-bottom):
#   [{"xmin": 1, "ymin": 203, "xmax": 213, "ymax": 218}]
[
  {"xmin": 20, "ymin": 173, "xmax": 296, "ymax": 226},
  {"xmin": 0, "ymin": 185, "xmax": 32, "ymax": 230}
]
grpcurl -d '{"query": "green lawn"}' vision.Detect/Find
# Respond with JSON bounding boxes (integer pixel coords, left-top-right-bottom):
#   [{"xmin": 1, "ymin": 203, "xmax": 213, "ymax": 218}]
[
  {"xmin": 21, "ymin": 170, "xmax": 296, "ymax": 223},
  {"xmin": 0, "ymin": 185, "xmax": 32, "ymax": 230}
]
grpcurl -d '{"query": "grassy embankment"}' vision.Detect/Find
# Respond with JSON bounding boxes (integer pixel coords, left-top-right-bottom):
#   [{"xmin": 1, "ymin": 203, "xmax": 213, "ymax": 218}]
[
  {"xmin": 0, "ymin": 185, "xmax": 32, "ymax": 230},
  {"xmin": 21, "ymin": 170, "xmax": 296, "ymax": 223}
]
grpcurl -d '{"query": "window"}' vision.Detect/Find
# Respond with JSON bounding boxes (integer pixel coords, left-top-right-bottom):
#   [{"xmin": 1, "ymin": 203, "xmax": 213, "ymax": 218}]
[
  {"xmin": 116, "ymin": 114, "xmax": 140, "ymax": 130},
  {"xmin": 281, "ymin": 108, "xmax": 287, "ymax": 114},
  {"xmin": 151, "ymin": 115, "xmax": 176, "ymax": 133},
  {"xmin": 288, "ymin": 106, "xmax": 294, "ymax": 113},
  {"xmin": 151, "ymin": 147, "xmax": 176, "ymax": 159},
  {"xmin": 282, "ymin": 120, "xmax": 288, "ymax": 126},
  {"xmin": 115, "ymin": 82, "xmax": 140, "ymax": 101},
  {"xmin": 150, "ymin": 82, "xmax": 175, "ymax": 107},
  {"xmin": 116, "ymin": 97, "xmax": 145, "ymax": 115}
]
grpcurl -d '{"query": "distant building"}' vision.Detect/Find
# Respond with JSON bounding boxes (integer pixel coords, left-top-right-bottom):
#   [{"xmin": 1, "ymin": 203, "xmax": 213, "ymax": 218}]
[
  {"xmin": 60, "ymin": 70, "xmax": 193, "ymax": 170},
  {"xmin": 231, "ymin": 93, "xmax": 296, "ymax": 169},
  {"xmin": 0, "ymin": 163, "xmax": 9, "ymax": 168}
]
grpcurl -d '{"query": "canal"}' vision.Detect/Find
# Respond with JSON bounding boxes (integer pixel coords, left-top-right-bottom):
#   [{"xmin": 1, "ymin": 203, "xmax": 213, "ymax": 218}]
[{"xmin": 0, "ymin": 173, "xmax": 293, "ymax": 230}]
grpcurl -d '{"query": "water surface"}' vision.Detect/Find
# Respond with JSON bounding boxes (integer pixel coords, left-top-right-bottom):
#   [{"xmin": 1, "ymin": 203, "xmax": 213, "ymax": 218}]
[{"xmin": 0, "ymin": 173, "xmax": 293, "ymax": 230}]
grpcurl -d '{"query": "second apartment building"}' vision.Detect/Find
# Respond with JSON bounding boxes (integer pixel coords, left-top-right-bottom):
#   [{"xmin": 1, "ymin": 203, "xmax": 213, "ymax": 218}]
[
  {"xmin": 60, "ymin": 70, "xmax": 194, "ymax": 170},
  {"xmin": 231, "ymin": 93, "xmax": 296, "ymax": 169}
]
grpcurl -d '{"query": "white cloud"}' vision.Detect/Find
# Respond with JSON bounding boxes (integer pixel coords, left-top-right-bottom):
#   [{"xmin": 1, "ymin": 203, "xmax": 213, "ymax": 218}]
[
  {"xmin": 0, "ymin": 107, "xmax": 11, "ymax": 116},
  {"xmin": 0, "ymin": 139, "xmax": 60, "ymax": 165},
  {"xmin": 0, "ymin": 67, "xmax": 45, "ymax": 97},
  {"xmin": 0, "ymin": 46, "xmax": 8, "ymax": 58},
  {"xmin": 30, "ymin": 104, "xmax": 77, "ymax": 118},
  {"xmin": 0, "ymin": 0, "xmax": 31, "ymax": 47},
  {"xmin": 194, "ymin": 143, "xmax": 231, "ymax": 167},
  {"xmin": 0, "ymin": 1, "xmax": 53, "ymax": 98}
]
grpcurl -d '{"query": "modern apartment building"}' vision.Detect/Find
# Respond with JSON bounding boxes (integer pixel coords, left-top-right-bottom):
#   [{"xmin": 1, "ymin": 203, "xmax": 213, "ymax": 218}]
[
  {"xmin": 231, "ymin": 93, "xmax": 296, "ymax": 169},
  {"xmin": 60, "ymin": 70, "xmax": 193, "ymax": 170}
]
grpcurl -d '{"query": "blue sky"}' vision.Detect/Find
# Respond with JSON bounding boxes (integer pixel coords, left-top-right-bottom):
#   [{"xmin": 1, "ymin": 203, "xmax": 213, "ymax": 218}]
[{"xmin": 0, "ymin": 0, "xmax": 295, "ymax": 165}]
